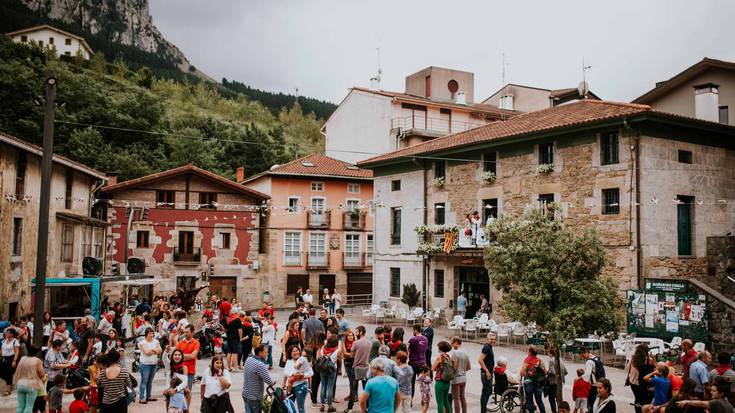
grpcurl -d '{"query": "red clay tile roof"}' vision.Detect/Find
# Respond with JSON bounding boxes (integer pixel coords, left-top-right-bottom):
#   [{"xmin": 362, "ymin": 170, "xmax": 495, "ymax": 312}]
[
  {"xmin": 351, "ymin": 87, "xmax": 517, "ymax": 119},
  {"xmin": 241, "ymin": 153, "xmax": 373, "ymax": 184},
  {"xmin": 0, "ymin": 130, "xmax": 106, "ymax": 179},
  {"xmin": 632, "ymin": 57, "xmax": 735, "ymax": 104},
  {"xmin": 358, "ymin": 100, "xmax": 652, "ymax": 166},
  {"xmin": 101, "ymin": 164, "xmax": 269, "ymax": 201}
]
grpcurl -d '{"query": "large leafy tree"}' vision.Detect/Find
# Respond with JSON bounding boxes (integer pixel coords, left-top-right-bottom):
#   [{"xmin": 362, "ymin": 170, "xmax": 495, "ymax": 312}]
[{"xmin": 484, "ymin": 206, "xmax": 624, "ymax": 403}]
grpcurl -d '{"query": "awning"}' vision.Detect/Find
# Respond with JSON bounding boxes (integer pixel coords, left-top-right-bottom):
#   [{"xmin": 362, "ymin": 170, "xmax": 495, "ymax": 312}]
[
  {"xmin": 108, "ymin": 279, "xmax": 159, "ymax": 286},
  {"xmin": 56, "ymin": 211, "xmax": 109, "ymax": 227}
]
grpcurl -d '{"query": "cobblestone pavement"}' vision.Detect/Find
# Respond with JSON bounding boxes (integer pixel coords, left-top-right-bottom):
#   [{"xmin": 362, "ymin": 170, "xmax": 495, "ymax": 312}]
[{"xmin": 0, "ymin": 312, "xmax": 636, "ymax": 413}]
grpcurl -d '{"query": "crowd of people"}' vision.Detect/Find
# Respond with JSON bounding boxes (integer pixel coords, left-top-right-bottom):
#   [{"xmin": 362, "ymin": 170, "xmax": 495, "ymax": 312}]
[{"xmin": 1, "ymin": 292, "xmax": 734, "ymax": 413}]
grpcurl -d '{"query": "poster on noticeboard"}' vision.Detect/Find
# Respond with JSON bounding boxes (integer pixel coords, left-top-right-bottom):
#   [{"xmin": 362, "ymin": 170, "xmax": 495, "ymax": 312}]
[{"xmin": 626, "ymin": 285, "xmax": 708, "ymax": 343}]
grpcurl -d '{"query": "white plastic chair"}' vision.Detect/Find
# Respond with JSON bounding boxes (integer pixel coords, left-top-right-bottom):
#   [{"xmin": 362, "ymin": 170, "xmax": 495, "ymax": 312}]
[
  {"xmin": 385, "ymin": 304, "xmax": 396, "ymax": 319},
  {"xmin": 375, "ymin": 308, "xmax": 386, "ymax": 324},
  {"xmin": 512, "ymin": 324, "xmax": 527, "ymax": 345},
  {"xmin": 447, "ymin": 315, "xmax": 463, "ymax": 334},
  {"xmin": 405, "ymin": 309, "xmax": 416, "ymax": 327},
  {"xmin": 464, "ymin": 319, "xmax": 478, "ymax": 339},
  {"xmin": 496, "ymin": 324, "xmax": 511, "ymax": 345},
  {"xmin": 693, "ymin": 342, "xmax": 706, "ymax": 352},
  {"xmin": 476, "ymin": 313, "xmax": 490, "ymax": 331},
  {"xmin": 612, "ymin": 339, "xmax": 626, "ymax": 364},
  {"xmin": 669, "ymin": 336, "xmax": 683, "ymax": 351}
]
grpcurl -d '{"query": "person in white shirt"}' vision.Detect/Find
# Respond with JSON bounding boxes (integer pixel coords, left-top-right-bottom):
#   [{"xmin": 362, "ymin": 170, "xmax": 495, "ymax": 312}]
[
  {"xmin": 303, "ymin": 289, "xmax": 314, "ymax": 306},
  {"xmin": 200, "ymin": 355, "xmax": 232, "ymax": 413},
  {"xmin": 138, "ymin": 327, "xmax": 162, "ymax": 404},
  {"xmin": 261, "ymin": 318, "xmax": 276, "ymax": 370},
  {"xmin": 331, "ymin": 289, "xmax": 343, "ymax": 312},
  {"xmin": 284, "ymin": 345, "xmax": 313, "ymax": 413}
]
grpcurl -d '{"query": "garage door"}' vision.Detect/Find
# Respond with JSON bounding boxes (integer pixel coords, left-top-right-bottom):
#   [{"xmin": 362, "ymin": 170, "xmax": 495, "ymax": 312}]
[{"xmin": 346, "ymin": 272, "xmax": 372, "ymax": 296}]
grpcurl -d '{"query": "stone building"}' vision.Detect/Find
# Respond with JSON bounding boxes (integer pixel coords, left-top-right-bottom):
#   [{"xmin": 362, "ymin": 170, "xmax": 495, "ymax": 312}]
[
  {"xmin": 0, "ymin": 131, "xmax": 108, "ymax": 320},
  {"xmin": 359, "ymin": 100, "xmax": 735, "ymax": 320},
  {"xmin": 100, "ymin": 164, "xmax": 269, "ymax": 305},
  {"xmin": 242, "ymin": 154, "xmax": 374, "ymax": 308}
]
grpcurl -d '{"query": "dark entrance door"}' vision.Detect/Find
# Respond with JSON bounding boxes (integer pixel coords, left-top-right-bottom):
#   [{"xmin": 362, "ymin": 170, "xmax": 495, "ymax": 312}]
[
  {"xmin": 346, "ymin": 272, "xmax": 373, "ymax": 296},
  {"xmin": 209, "ymin": 277, "xmax": 237, "ymax": 302},
  {"xmin": 319, "ymin": 274, "xmax": 336, "ymax": 296},
  {"xmin": 456, "ymin": 267, "xmax": 490, "ymax": 319}
]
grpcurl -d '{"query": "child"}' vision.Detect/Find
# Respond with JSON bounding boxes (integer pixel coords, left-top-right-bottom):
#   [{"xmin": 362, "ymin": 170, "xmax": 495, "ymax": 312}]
[
  {"xmin": 418, "ymin": 365, "xmax": 433, "ymax": 413},
  {"xmin": 395, "ymin": 351, "xmax": 414, "ymax": 413},
  {"xmin": 212, "ymin": 331, "xmax": 223, "ymax": 356},
  {"xmin": 572, "ymin": 368, "xmax": 592, "ymax": 413},
  {"xmin": 643, "ymin": 364, "xmax": 672, "ymax": 413},
  {"xmin": 167, "ymin": 376, "xmax": 187, "ymax": 413},
  {"xmin": 69, "ymin": 388, "xmax": 89, "ymax": 413},
  {"xmin": 559, "ymin": 401, "xmax": 572, "ymax": 413},
  {"xmin": 48, "ymin": 374, "xmax": 85, "ymax": 413},
  {"xmin": 91, "ymin": 333, "xmax": 103, "ymax": 358}
]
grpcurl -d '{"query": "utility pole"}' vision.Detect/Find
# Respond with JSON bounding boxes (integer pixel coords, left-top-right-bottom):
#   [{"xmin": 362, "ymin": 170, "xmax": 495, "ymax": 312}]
[{"xmin": 33, "ymin": 72, "xmax": 57, "ymax": 347}]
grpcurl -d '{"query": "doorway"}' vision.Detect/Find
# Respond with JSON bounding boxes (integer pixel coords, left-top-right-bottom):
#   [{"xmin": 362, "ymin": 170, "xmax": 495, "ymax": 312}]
[
  {"xmin": 456, "ymin": 267, "xmax": 490, "ymax": 319},
  {"xmin": 319, "ymin": 274, "xmax": 335, "ymax": 295},
  {"xmin": 209, "ymin": 277, "xmax": 237, "ymax": 302},
  {"xmin": 346, "ymin": 272, "xmax": 373, "ymax": 297}
]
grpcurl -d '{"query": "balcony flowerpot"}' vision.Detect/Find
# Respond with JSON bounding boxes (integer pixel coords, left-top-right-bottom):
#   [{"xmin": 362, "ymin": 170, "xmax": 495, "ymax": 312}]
[
  {"xmin": 481, "ymin": 171, "xmax": 496, "ymax": 184},
  {"xmin": 537, "ymin": 164, "xmax": 554, "ymax": 174},
  {"xmin": 193, "ymin": 252, "xmax": 201, "ymax": 262},
  {"xmin": 432, "ymin": 177, "xmax": 445, "ymax": 188}
]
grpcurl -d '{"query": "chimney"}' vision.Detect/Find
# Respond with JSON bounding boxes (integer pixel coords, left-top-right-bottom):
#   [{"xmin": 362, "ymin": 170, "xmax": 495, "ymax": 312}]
[
  {"xmin": 454, "ymin": 91, "xmax": 466, "ymax": 105},
  {"xmin": 236, "ymin": 166, "xmax": 245, "ymax": 183},
  {"xmin": 369, "ymin": 75, "xmax": 380, "ymax": 90},
  {"xmin": 693, "ymin": 83, "xmax": 719, "ymax": 122},
  {"xmin": 106, "ymin": 173, "xmax": 117, "ymax": 186}
]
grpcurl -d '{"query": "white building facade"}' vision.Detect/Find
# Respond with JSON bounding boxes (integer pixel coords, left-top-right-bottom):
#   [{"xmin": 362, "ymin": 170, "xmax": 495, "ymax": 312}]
[{"xmin": 7, "ymin": 25, "xmax": 93, "ymax": 59}]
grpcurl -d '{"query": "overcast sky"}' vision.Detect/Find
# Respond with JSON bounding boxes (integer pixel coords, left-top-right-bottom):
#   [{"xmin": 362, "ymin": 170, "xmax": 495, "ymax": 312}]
[{"xmin": 150, "ymin": 0, "xmax": 735, "ymax": 104}]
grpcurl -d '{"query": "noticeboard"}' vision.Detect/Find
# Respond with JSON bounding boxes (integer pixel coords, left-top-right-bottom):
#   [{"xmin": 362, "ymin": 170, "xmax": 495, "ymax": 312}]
[{"xmin": 626, "ymin": 289, "xmax": 709, "ymax": 343}]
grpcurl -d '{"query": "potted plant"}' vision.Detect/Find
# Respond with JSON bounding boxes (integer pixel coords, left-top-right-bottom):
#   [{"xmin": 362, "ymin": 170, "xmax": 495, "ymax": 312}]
[
  {"xmin": 538, "ymin": 163, "xmax": 554, "ymax": 174},
  {"xmin": 481, "ymin": 171, "xmax": 496, "ymax": 184},
  {"xmin": 401, "ymin": 283, "xmax": 421, "ymax": 310},
  {"xmin": 193, "ymin": 251, "xmax": 201, "ymax": 262},
  {"xmin": 432, "ymin": 176, "xmax": 445, "ymax": 187}
]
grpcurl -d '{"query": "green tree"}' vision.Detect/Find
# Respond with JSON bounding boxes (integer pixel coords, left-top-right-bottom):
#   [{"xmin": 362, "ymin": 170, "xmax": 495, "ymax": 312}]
[{"xmin": 483, "ymin": 206, "xmax": 624, "ymax": 403}]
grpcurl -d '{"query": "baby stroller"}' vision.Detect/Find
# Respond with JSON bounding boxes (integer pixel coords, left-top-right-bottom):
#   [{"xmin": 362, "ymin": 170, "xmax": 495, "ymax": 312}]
[
  {"xmin": 64, "ymin": 366, "xmax": 90, "ymax": 389},
  {"xmin": 265, "ymin": 385, "xmax": 298, "ymax": 413}
]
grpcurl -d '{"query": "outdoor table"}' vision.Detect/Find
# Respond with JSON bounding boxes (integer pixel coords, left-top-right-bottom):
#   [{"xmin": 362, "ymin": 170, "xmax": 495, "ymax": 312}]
[{"xmin": 575, "ymin": 337, "xmax": 605, "ymax": 352}]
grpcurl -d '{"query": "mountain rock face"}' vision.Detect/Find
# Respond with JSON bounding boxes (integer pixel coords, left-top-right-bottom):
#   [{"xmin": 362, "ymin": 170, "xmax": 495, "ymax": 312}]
[{"xmin": 20, "ymin": 0, "xmax": 192, "ymax": 72}]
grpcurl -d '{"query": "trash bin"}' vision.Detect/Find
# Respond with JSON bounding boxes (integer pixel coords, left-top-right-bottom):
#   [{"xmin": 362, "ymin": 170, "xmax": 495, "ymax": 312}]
[{"xmin": 262, "ymin": 291, "xmax": 271, "ymax": 304}]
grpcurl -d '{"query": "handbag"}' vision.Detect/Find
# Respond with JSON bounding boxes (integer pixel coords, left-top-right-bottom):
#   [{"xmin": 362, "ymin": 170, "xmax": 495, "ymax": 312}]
[{"xmin": 313, "ymin": 356, "xmax": 336, "ymax": 374}]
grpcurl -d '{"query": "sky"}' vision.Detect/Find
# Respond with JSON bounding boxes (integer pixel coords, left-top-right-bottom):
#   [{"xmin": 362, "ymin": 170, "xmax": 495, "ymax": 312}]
[{"xmin": 150, "ymin": 0, "xmax": 735, "ymax": 104}]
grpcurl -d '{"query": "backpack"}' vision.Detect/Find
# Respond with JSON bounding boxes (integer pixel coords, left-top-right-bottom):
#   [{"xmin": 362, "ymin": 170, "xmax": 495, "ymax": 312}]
[
  {"xmin": 591, "ymin": 356, "xmax": 606, "ymax": 381},
  {"xmin": 440, "ymin": 356, "xmax": 457, "ymax": 382},
  {"xmin": 525, "ymin": 361, "xmax": 547, "ymax": 385}
]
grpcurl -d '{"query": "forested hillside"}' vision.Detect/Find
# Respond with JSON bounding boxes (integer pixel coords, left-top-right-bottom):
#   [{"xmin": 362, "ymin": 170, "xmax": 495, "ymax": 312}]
[
  {"xmin": 0, "ymin": 37, "xmax": 324, "ymax": 181},
  {"xmin": 222, "ymin": 79, "xmax": 336, "ymax": 121}
]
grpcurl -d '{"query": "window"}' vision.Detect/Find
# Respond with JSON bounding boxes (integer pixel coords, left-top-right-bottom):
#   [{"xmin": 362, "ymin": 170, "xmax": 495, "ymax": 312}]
[
  {"xmin": 221, "ymin": 232, "xmax": 231, "ymax": 249},
  {"xmin": 12, "ymin": 218, "xmax": 22, "ymax": 256},
  {"xmin": 311, "ymin": 197, "xmax": 325, "ymax": 213},
  {"xmin": 602, "ymin": 189, "xmax": 620, "ymax": 215},
  {"xmin": 366, "ymin": 233, "xmax": 374, "ymax": 264},
  {"xmin": 199, "ymin": 192, "xmax": 217, "ymax": 209},
  {"xmin": 390, "ymin": 207, "xmax": 401, "ymax": 245},
  {"xmin": 434, "ymin": 160, "xmax": 446, "ymax": 180},
  {"xmin": 345, "ymin": 234, "xmax": 361, "ymax": 264},
  {"xmin": 347, "ymin": 183, "xmax": 361, "ymax": 193},
  {"xmin": 82, "ymin": 228, "xmax": 92, "ymax": 257},
  {"xmin": 61, "ymin": 224, "xmax": 74, "ymax": 262},
  {"xmin": 308, "ymin": 232, "xmax": 327, "ymax": 264},
  {"xmin": 287, "ymin": 197, "xmax": 300, "ymax": 213},
  {"xmin": 20, "ymin": 35, "xmax": 27, "ymax": 42},
  {"xmin": 483, "ymin": 151, "xmax": 497, "ymax": 174},
  {"xmin": 601, "ymin": 132, "xmax": 619, "ymax": 165},
  {"xmin": 284, "ymin": 232, "xmax": 302, "ymax": 266},
  {"xmin": 434, "ymin": 270, "xmax": 444, "ymax": 298},
  {"xmin": 719, "ymin": 106, "xmax": 729, "ymax": 124},
  {"xmin": 539, "ymin": 142, "xmax": 554, "ymax": 165},
  {"xmin": 678, "ymin": 150, "xmax": 693, "ymax": 164},
  {"xmin": 482, "ymin": 199, "xmax": 498, "ymax": 224},
  {"xmin": 425, "ymin": 75, "xmax": 431, "ymax": 97},
  {"xmin": 448, "ymin": 80, "xmax": 459, "ymax": 94},
  {"xmin": 92, "ymin": 227, "xmax": 103, "ymax": 259},
  {"xmin": 178, "ymin": 231, "xmax": 194, "ymax": 255},
  {"xmin": 65, "ymin": 169, "xmax": 73, "ymax": 209},
  {"xmin": 15, "ymin": 152, "xmax": 26, "ymax": 198},
  {"xmin": 345, "ymin": 199, "xmax": 360, "ymax": 212},
  {"xmin": 65, "ymin": 38, "xmax": 72, "ymax": 45},
  {"xmin": 157, "ymin": 191, "xmax": 175, "ymax": 208},
  {"xmin": 677, "ymin": 195, "xmax": 694, "ymax": 256},
  {"xmin": 390, "ymin": 268, "xmax": 401, "ymax": 297},
  {"xmin": 538, "ymin": 194, "xmax": 555, "ymax": 208},
  {"xmin": 38, "ymin": 40, "xmax": 43, "ymax": 46},
  {"xmin": 49, "ymin": 37, "xmax": 54, "ymax": 44},
  {"xmin": 434, "ymin": 203, "xmax": 445, "ymax": 225},
  {"xmin": 136, "ymin": 231, "xmax": 149, "ymax": 248},
  {"xmin": 64, "ymin": 51, "xmax": 71, "ymax": 56},
  {"xmin": 391, "ymin": 180, "xmax": 401, "ymax": 191},
  {"xmin": 311, "ymin": 181, "xmax": 324, "ymax": 191}
]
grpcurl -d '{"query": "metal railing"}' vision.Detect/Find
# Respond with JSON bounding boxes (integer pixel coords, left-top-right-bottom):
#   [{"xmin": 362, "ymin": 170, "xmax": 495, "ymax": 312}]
[
  {"xmin": 306, "ymin": 251, "xmax": 329, "ymax": 269},
  {"xmin": 343, "ymin": 211, "xmax": 366, "ymax": 230},
  {"xmin": 391, "ymin": 116, "xmax": 485, "ymax": 135},
  {"xmin": 343, "ymin": 252, "xmax": 369, "ymax": 269},
  {"xmin": 173, "ymin": 247, "xmax": 201, "ymax": 263},
  {"xmin": 344, "ymin": 294, "xmax": 373, "ymax": 308},
  {"xmin": 284, "ymin": 251, "xmax": 303, "ymax": 267},
  {"xmin": 307, "ymin": 210, "xmax": 331, "ymax": 228}
]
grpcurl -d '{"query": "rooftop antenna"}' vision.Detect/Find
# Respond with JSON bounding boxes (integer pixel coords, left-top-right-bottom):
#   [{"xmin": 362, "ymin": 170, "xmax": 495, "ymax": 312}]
[
  {"xmin": 369, "ymin": 47, "xmax": 382, "ymax": 89},
  {"xmin": 294, "ymin": 87, "xmax": 299, "ymax": 105},
  {"xmin": 579, "ymin": 57, "xmax": 592, "ymax": 98}
]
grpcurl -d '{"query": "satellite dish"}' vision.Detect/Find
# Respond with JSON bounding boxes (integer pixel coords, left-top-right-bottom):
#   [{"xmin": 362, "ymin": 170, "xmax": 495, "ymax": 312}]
[
  {"xmin": 578, "ymin": 81, "xmax": 589, "ymax": 98},
  {"xmin": 82, "ymin": 257, "xmax": 103, "ymax": 276},
  {"xmin": 127, "ymin": 258, "xmax": 146, "ymax": 274}
]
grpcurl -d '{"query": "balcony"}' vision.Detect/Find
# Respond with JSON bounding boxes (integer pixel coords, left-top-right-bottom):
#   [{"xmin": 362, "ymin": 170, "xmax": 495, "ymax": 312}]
[
  {"xmin": 307, "ymin": 210, "xmax": 331, "ymax": 229},
  {"xmin": 343, "ymin": 211, "xmax": 366, "ymax": 230},
  {"xmin": 306, "ymin": 251, "xmax": 330, "ymax": 269},
  {"xmin": 415, "ymin": 224, "xmax": 485, "ymax": 257},
  {"xmin": 343, "ymin": 252, "xmax": 372, "ymax": 269},
  {"xmin": 284, "ymin": 251, "xmax": 303, "ymax": 267},
  {"xmin": 391, "ymin": 116, "xmax": 485, "ymax": 137},
  {"xmin": 173, "ymin": 247, "xmax": 201, "ymax": 265}
]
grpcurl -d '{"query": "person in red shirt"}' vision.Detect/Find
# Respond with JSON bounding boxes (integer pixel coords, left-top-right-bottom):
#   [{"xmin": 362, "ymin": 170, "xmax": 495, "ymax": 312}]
[
  {"xmin": 69, "ymin": 388, "xmax": 89, "ymax": 413},
  {"xmin": 176, "ymin": 325, "xmax": 200, "ymax": 391},
  {"xmin": 679, "ymin": 340, "xmax": 698, "ymax": 380},
  {"xmin": 218, "ymin": 298, "xmax": 231, "ymax": 323},
  {"xmin": 572, "ymin": 368, "xmax": 592, "ymax": 413}
]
